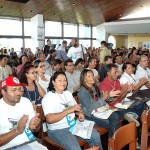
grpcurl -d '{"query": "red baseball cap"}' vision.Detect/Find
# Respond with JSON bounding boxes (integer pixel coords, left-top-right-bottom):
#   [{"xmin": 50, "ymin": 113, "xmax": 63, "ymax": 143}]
[{"xmin": 1, "ymin": 76, "xmax": 27, "ymax": 88}]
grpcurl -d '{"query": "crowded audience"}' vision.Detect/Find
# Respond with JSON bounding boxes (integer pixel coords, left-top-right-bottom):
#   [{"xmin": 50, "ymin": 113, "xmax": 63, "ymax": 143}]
[{"xmin": 0, "ymin": 38, "xmax": 150, "ymax": 150}]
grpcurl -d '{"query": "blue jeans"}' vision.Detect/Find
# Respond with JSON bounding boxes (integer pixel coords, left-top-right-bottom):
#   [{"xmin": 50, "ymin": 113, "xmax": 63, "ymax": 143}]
[
  {"xmin": 48, "ymin": 128, "xmax": 103, "ymax": 150},
  {"xmin": 116, "ymin": 102, "xmax": 146, "ymax": 120},
  {"xmin": 86, "ymin": 112, "xmax": 120, "ymax": 138}
]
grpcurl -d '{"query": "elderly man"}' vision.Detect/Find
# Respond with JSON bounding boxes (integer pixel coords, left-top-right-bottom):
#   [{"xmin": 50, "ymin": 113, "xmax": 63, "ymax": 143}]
[{"xmin": 0, "ymin": 76, "xmax": 41, "ymax": 149}]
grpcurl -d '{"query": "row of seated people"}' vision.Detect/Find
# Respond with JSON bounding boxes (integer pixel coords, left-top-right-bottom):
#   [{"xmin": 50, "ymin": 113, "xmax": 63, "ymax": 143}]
[{"xmin": 0, "ymin": 63, "xmax": 149, "ymax": 149}]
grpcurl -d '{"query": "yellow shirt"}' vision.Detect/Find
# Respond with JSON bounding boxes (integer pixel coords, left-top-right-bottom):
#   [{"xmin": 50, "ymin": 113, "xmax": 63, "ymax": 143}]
[{"xmin": 99, "ymin": 47, "xmax": 111, "ymax": 64}]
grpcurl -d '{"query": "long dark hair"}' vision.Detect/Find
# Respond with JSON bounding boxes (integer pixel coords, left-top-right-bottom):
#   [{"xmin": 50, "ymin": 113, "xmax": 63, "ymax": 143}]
[
  {"xmin": 18, "ymin": 64, "xmax": 35, "ymax": 84},
  {"xmin": 80, "ymin": 69, "xmax": 100, "ymax": 98},
  {"xmin": 48, "ymin": 71, "xmax": 68, "ymax": 92}
]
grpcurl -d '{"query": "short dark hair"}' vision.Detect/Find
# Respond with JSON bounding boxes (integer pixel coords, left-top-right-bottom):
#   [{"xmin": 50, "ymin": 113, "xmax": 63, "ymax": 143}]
[
  {"xmin": 101, "ymin": 41, "xmax": 107, "ymax": 46},
  {"xmin": 88, "ymin": 57, "xmax": 95, "ymax": 64},
  {"xmin": 0, "ymin": 54, "xmax": 7, "ymax": 61},
  {"xmin": 54, "ymin": 59, "xmax": 62, "ymax": 66},
  {"xmin": 105, "ymin": 64, "xmax": 117, "ymax": 73},
  {"xmin": 115, "ymin": 55, "xmax": 121, "ymax": 61},
  {"xmin": 62, "ymin": 40, "xmax": 67, "ymax": 44},
  {"xmin": 48, "ymin": 71, "xmax": 67, "ymax": 92},
  {"xmin": 122, "ymin": 62, "xmax": 132, "ymax": 71},
  {"xmin": 47, "ymin": 39, "xmax": 51, "ymax": 42},
  {"xmin": 75, "ymin": 58, "xmax": 84, "ymax": 66},
  {"xmin": 19, "ymin": 55, "xmax": 28, "ymax": 64},
  {"xmin": 104, "ymin": 55, "xmax": 112, "ymax": 62},
  {"xmin": 64, "ymin": 59, "xmax": 73, "ymax": 66},
  {"xmin": 33, "ymin": 59, "xmax": 41, "ymax": 68}
]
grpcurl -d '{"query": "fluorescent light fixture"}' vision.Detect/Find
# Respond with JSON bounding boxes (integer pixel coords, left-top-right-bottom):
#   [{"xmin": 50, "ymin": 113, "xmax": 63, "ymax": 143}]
[{"xmin": 121, "ymin": 7, "xmax": 150, "ymax": 19}]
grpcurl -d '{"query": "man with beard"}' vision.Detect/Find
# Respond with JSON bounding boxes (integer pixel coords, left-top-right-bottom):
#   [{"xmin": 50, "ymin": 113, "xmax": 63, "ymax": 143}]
[{"xmin": 0, "ymin": 76, "xmax": 41, "ymax": 149}]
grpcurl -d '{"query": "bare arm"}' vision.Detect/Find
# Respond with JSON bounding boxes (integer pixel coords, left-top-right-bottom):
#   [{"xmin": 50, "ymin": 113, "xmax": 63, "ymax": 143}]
[
  {"xmin": 0, "ymin": 129, "xmax": 19, "ymax": 146},
  {"xmin": 35, "ymin": 82, "xmax": 46, "ymax": 97},
  {"xmin": 46, "ymin": 104, "xmax": 81, "ymax": 124}
]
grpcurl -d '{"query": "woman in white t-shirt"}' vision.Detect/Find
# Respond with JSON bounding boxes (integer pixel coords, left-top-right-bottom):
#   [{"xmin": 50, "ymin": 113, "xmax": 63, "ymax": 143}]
[
  {"xmin": 42, "ymin": 71, "xmax": 103, "ymax": 150},
  {"xmin": 120, "ymin": 62, "xmax": 148, "ymax": 100},
  {"xmin": 33, "ymin": 60, "xmax": 51, "ymax": 93}
]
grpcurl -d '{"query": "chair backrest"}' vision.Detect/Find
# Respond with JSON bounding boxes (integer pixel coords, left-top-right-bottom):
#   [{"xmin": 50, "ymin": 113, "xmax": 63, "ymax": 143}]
[
  {"xmin": 141, "ymin": 109, "xmax": 150, "ymax": 150},
  {"xmin": 108, "ymin": 122, "xmax": 136, "ymax": 150}
]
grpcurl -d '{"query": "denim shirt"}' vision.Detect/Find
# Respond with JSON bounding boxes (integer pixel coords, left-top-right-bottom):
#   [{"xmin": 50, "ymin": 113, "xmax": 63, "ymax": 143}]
[{"xmin": 77, "ymin": 86, "xmax": 106, "ymax": 117}]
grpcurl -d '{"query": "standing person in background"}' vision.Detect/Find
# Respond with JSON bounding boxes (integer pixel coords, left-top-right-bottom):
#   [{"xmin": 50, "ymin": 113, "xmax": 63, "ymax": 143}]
[
  {"xmin": 35, "ymin": 47, "xmax": 42, "ymax": 59},
  {"xmin": 99, "ymin": 41, "xmax": 111, "ymax": 66},
  {"xmin": 44, "ymin": 39, "xmax": 51, "ymax": 57},
  {"xmin": 67, "ymin": 38, "xmax": 87, "ymax": 63},
  {"xmin": 57, "ymin": 40, "xmax": 67, "ymax": 52},
  {"xmin": 18, "ymin": 47, "xmax": 26, "ymax": 58}
]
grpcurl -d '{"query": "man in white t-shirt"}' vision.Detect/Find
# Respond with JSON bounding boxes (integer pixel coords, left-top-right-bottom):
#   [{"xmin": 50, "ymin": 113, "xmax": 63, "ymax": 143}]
[
  {"xmin": 0, "ymin": 76, "xmax": 41, "ymax": 149},
  {"xmin": 0, "ymin": 55, "xmax": 12, "ymax": 81},
  {"xmin": 64, "ymin": 59, "xmax": 81, "ymax": 94},
  {"xmin": 135, "ymin": 55, "xmax": 150, "ymax": 90},
  {"xmin": 67, "ymin": 38, "xmax": 87, "ymax": 63},
  {"xmin": 135, "ymin": 55, "xmax": 150, "ymax": 106}
]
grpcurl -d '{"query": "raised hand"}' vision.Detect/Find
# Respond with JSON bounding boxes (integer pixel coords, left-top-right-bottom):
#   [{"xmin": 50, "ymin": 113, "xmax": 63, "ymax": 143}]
[
  {"xmin": 29, "ymin": 113, "xmax": 41, "ymax": 130},
  {"xmin": 17, "ymin": 114, "xmax": 28, "ymax": 134},
  {"xmin": 109, "ymin": 89, "xmax": 121, "ymax": 97},
  {"xmin": 69, "ymin": 104, "xmax": 82, "ymax": 113}
]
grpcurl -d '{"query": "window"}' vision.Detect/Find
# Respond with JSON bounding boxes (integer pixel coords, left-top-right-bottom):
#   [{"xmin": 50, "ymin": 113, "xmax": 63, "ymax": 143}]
[
  {"xmin": 79, "ymin": 24, "xmax": 91, "ymax": 38},
  {"xmin": 24, "ymin": 20, "xmax": 31, "ymax": 36},
  {"xmin": 79, "ymin": 40, "xmax": 91, "ymax": 48},
  {"xmin": 0, "ymin": 38, "xmax": 23, "ymax": 51},
  {"xmin": 92, "ymin": 40, "xmax": 100, "ymax": 48},
  {"xmin": 64, "ymin": 23, "xmax": 77, "ymax": 37},
  {"xmin": 0, "ymin": 18, "xmax": 22, "ymax": 36},
  {"xmin": 24, "ymin": 38, "xmax": 32, "ymax": 49},
  {"xmin": 45, "ymin": 21, "xmax": 61, "ymax": 37},
  {"xmin": 93, "ymin": 27, "xmax": 97, "ymax": 38}
]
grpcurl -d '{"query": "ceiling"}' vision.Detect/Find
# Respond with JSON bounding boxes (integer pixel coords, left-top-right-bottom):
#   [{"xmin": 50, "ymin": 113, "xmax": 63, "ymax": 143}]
[{"xmin": 0, "ymin": 0, "xmax": 150, "ymax": 26}]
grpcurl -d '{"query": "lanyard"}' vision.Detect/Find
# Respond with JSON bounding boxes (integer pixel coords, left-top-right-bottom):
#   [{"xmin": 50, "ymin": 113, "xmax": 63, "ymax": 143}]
[
  {"xmin": 56, "ymin": 92, "xmax": 69, "ymax": 108},
  {"xmin": 26, "ymin": 86, "xmax": 37, "ymax": 102}
]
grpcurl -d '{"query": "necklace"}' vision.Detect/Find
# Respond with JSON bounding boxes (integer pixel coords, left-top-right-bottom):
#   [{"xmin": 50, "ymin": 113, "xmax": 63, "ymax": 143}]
[
  {"xmin": 56, "ymin": 92, "xmax": 69, "ymax": 108},
  {"xmin": 26, "ymin": 86, "xmax": 37, "ymax": 103}
]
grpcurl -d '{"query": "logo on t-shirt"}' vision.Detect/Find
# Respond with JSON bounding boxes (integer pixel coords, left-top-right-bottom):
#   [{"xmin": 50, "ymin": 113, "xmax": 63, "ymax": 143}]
[{"xmin": 8, "ymin": 118, "xmax": 19, "ymax": 130}]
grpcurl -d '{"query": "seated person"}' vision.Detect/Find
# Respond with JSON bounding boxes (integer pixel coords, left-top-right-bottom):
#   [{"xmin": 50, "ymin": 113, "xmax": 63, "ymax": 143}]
[
  {"xmin": 87, "ymin": 57, "xmax": 100, "ymax": 82},
  {"xmin": 135, "ymin": 55, "xmax": 150, "ymax": 106},
  {"xmin": 120, "ymin": 62, "xmax": 147, "ymax": 101},
  {"xmin": 45, "ymin": 59, "xmax": 62, "ymax": 76},
  {"xmin": 64, "ymin": 59, "xmax": 81, "ymax": 95},
  {"xmin": 115, "ymin": 55, "xmax": 123, "ymax": 77},
  {"xmin": 0, "ymin": 76, "xmax": 40, "ymax": 149},
  {"xmin": 42, "ymin": 71, "xmax": 103, "ymax": 150},
  {"xmin": 78, "ymin": 69, "xmax": 121, "ymax": 138},
  {"xmin": 100, "ymin": 64, "xmax": 146, "ymax": 127},
  {"xmin": 33, "ymin": 60, "xmax": 51, "ymax": 93},
  {"xmin": 99, "ymin": 55, "xmax": 113, "ymax": 82},
  {"xmin": 74, "ymin": 58, "xmax": 84, "ymax": 72},
  {"xmin": 19, "ymin": 65, "xmax": 46, "ymax": 105}
]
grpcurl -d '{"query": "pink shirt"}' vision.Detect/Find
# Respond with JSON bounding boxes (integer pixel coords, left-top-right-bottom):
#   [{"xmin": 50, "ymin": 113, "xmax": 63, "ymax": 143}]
[{"xmin": 17, "ymin": 64, "xmax": 24, "ymax": 74}]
